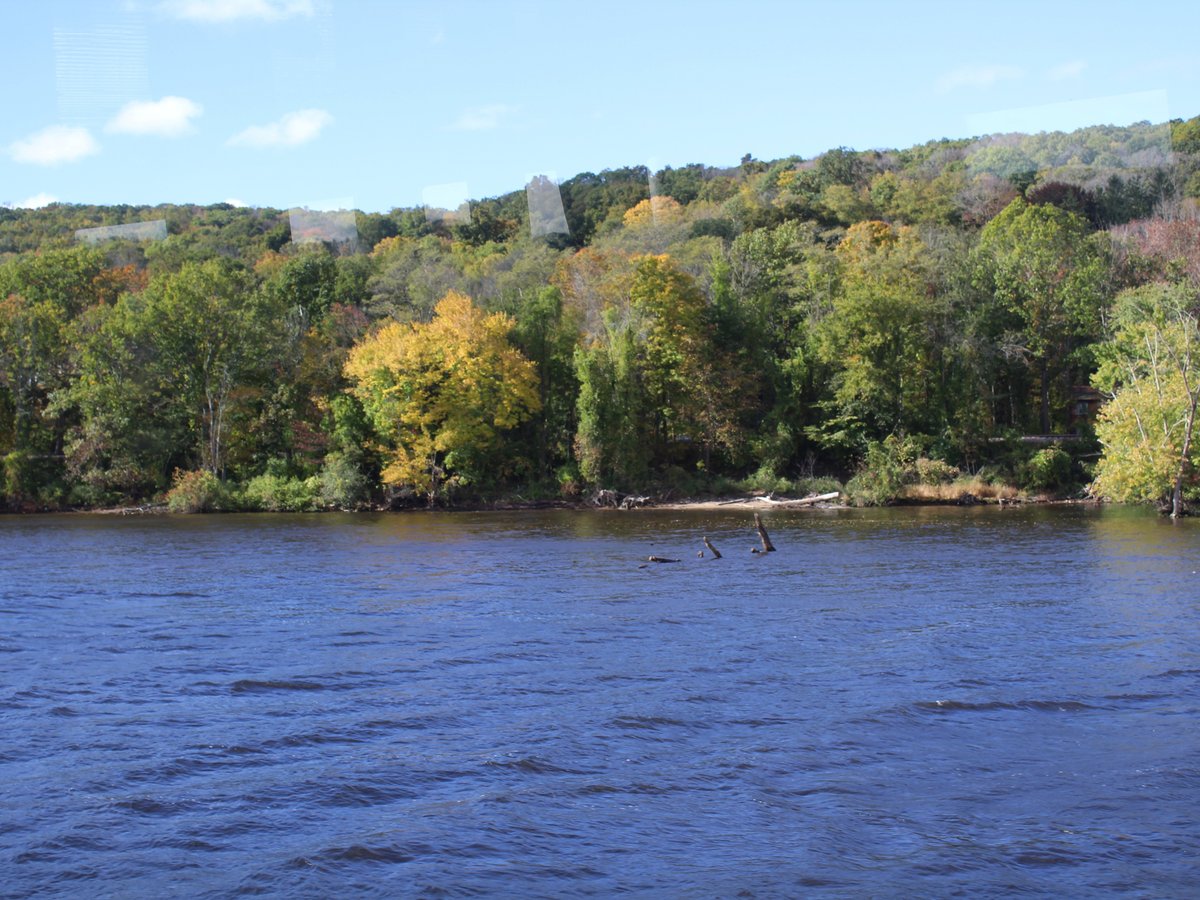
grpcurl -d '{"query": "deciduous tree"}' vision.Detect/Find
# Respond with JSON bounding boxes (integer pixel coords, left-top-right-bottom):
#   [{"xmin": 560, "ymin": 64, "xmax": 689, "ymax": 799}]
[
  {"xmin": 344, "ymin": 291, "xmax": 540, "ymax": 501},
  {"xmin": 976, "ymin": 198, "xmax": 1110, "ymax": 433},
  {"xmin": 1092, "ymin": 282, "xmax": 1200, "ymax": 517}
]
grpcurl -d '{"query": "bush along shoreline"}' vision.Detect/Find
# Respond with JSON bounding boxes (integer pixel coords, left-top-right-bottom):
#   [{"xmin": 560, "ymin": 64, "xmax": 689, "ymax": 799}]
[{"xmin": 17, "ymin": 443, "xmax": 1101, "ymax": 515}]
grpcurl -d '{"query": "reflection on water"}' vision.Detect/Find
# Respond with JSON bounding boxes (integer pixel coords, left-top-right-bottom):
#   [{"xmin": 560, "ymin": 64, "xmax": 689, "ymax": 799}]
[{"xmin": 1, "ymin": 505, "xmax": 1197, "ymax": 897}]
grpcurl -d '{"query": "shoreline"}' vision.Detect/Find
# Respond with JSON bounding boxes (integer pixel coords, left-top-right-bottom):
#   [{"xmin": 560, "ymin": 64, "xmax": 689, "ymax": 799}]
[{"xmin": 5, "ymin": 490, "xmax": 1105, "ymax": 516}]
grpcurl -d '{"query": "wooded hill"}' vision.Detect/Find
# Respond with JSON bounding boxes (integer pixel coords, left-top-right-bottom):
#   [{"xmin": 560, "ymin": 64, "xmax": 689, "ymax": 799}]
[{"xmin": 3, "ymin": 116, "xmax": 1199, "ymax": 511}]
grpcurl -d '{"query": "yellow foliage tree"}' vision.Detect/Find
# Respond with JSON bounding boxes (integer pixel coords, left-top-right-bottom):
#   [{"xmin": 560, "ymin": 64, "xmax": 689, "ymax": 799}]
[
  {"xmin": 1092, "ymin": 283, "xmax": 1200, "ymax": 517},
  {"xmin": 344, "ymin": 291, "xmax": 541, "ymax": 501},
  {"xmin": 622, "ymin": 196, "xmax": 684, "ymax": 229}
]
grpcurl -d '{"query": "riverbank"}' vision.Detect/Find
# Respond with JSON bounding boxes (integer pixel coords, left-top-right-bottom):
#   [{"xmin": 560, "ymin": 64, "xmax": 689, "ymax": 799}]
[{"xmin": 36, "ymin": 487, "xmax": 1093, "ymax": 516}]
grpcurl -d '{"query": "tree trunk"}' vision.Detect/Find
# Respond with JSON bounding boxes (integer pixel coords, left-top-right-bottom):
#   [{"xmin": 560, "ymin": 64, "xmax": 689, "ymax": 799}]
[
  {"xmin": 1171, "ymin": 395, "xmax": 1198, "ymax": 519},
  {"xmin": 1039, "ymin": 357, "xmax": 1051, "ymax": 435},
  {"xmin": 754, "ymin": 513, "xmax": 776, "ymax": 552}
]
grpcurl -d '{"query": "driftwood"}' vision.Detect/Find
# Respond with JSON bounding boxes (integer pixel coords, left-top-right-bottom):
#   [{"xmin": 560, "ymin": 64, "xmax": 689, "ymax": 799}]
[
  {"xmin": 702, "ymin": 536, "xmax": 722, "ymax": 559},
  {"xmin": 754, "ymin": 513, "xmax": 776, "ymax": 552},
  {"xmin": 758, "ymin": 492, "xmax": 840, "ymax": 507},
  {"xmin": 588, "ymin": 489, "xmax": 650, "ymax": 509},
  {"xmin": 717, "ymin": 491, "xmax": 840, "ymax": 507}
]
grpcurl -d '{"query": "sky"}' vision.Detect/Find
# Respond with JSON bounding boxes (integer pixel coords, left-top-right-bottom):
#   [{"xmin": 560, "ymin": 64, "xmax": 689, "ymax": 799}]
[{"xmin": 2, "ymin": 0, "xmax": 1199, "ymax": 213}]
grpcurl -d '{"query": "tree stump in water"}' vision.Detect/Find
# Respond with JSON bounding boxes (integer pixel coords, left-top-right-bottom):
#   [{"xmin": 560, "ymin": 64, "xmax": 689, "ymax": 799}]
[{"xmin": 754, "ymin": 513, "xmax": 776, "ymax": 552}]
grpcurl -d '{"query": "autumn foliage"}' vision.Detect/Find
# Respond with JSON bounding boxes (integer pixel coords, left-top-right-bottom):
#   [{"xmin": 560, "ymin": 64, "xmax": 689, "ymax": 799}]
[{"xmin": 344, "ymin": 291, "xmax": 540, "ymax": 501}]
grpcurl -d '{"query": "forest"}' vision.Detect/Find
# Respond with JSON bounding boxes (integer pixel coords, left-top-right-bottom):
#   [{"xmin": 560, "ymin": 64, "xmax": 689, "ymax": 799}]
[{"xmin": 3, "ymin": 116, "xmax": 1200, "ymax": 514}]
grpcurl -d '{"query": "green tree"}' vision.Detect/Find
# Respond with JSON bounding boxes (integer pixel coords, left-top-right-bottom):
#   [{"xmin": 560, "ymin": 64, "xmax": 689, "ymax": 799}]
[
  {"xmin": 716, "ymin": 221, "xmax": 827, "ymax": 470},
  {"xmin": 508, "ymin": 286, "xmax": 581, "ymax": 478},
  {"xmin": 261, "ymin": 248, "xmax": 338, "ymax": 326},
  {"xmin": 976, "ymin": 198, "xmax": 1110, "ymax": 433},
  {"xmin": 630, "ymin": 254, "xmax": 748, "ymax": 467},
  {"xmin": 573, "ymin": 316, "xmax": 647, "ymax": 486},
  {"xmin": 572, "ymin": 254, "xmax": 750, "ymax": 483},
  {"xmin": 816, "ymin": 221, "xmax": 946, "ymax": 441},
  {"xmin": 0, "ymin": 247, "xmax": 108, "ymax": 502},
  {"xmin": 69, "ymin": 260, "xmax": 271, "ymax": 482}
]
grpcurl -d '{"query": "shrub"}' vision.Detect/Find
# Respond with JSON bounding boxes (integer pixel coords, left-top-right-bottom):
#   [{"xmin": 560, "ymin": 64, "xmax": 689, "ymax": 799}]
[
  {"xmin": 914, "ymin": 457, "xmax": 960, "ymax": 485},
  {"xmin": 846, "ymin": 435, "xmax": 920, "ymax": 506},
  {"xmin": 239, "ymin": 473, "xmax": 320, "ymax": 512},
  {"xmin": 166, "ymin": 469, "xmax": 231, "ymax": 513},
  {"xmin": 319, "ymin": 453, "xmax": 372, "ymax": 509},
  {"xmin": 792, "ymin": 475, "xmax": 844, "ymax": 497},
  {"xmin": 1021, "ymin": 446, "xmax": 1072, "ymax": 492},
  {"xmin": 67, "ymin": 481, "xmax": 122, "ymax": 509},
  {"xmin": 739, "ymin": 464, "xmax": 795, "ymax": 495},
  {"xmin": 2, "ymin": 450, "xmax": 34, "ymax": 503},
  {"xmin": 974, "ymin": 465, "xmax": 1006, "ymax": 486},
  {"xmin": 555, "ymin": 464, "xmax": 582, "ymax": 499},
  {"xmin": 660, "ymin": 465, "xmax": 699, "ymax": 495}
]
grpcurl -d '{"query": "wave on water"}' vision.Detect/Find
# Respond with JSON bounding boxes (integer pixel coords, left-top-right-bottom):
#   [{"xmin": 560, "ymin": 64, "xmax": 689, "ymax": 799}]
[
  {"xmin": 1152, "ymin": 668, "xmax": 1200, "ymax": 679},
  {"xmin": 230, "ymin": 679, "xmax": 325, "ymax": 693},
  {"xmin": 916, "ymin": 699, "xmax": 1097, "ymax": 713},
  {"xmin": 482, "ymin": 755, "xmax": 593, "ymax": 776}
]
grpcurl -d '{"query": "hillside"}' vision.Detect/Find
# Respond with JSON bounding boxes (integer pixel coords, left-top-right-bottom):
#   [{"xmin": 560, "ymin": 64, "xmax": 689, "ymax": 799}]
[{"xmin": 2, "ymin": 115, "xmax": 1199, "ymax": 511}]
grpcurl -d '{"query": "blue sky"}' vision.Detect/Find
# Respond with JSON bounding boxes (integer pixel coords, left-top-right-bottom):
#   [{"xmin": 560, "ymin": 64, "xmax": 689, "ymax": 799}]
[{"xmin": 3, "ymin": 0, "xmax": 1198, "ymax": 212}]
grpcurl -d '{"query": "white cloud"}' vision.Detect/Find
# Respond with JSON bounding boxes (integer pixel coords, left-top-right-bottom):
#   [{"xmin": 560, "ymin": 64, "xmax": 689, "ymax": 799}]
[
  {"xmin": 936, "ymin": 65, "xmax": 1024, "ymax": 94},
  {"xmin": 18, "ymin": 192, "xmax": 60, "ymax": 209},
  {"xmin": 451, "ymin": 104, "xmax": 516, "ymax": 132},
  {"xmin": 297, "ymin": 195, "xmax": 354, "ymax": 212},
  {"xmin": 107, "ymin": 96, "xmax": 203, "ymax": 137},
  {"xmin": 160, "ymin": 0, "xmax": 314, "ymax": 23},
  {"xmin": 227, "ymin": 108, "xmax": 331, "ymax": 147},
  {"xmin": 8, "ymin": 125, "xmax": 100, "ymax": 166},
  {"xmin": 1047, "ymin": 60, "xmax": 1087, "ymax": 81},
  {"xmin": 2, "ymin": 193, "xmax": 59, "ymax": 209},
  {"xmin": 224, "ymin": 197, "xmax": 249, "ymax": 207},
  {"xmin": 966, "ymin": 90, "xmax": 1172, "ymax": 139}
]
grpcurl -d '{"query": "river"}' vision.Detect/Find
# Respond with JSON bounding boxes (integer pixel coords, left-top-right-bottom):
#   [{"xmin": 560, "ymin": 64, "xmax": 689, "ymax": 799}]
[{"xmin": 1, "ymin": 505, "xmax": 1198, "ymax": 897}]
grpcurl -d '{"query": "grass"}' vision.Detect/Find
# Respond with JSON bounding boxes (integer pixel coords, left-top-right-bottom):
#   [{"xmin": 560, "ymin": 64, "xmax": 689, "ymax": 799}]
[{"xmin": 900, "ymin": 476, "xmax": 1020, "ymax": 503}]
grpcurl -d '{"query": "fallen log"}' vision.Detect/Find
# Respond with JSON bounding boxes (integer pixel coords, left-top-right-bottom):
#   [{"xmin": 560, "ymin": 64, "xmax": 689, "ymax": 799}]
[
  {"xmin": 702, "ymin": 536, "xmax": 722, "ymax": 559},
  {"xmin": 754, "ymin": 513, "xmax": 776, "ymax": 552},
  {"xmin": 759, "ymin": 492, "xmax": 840, "ymax": 507}
]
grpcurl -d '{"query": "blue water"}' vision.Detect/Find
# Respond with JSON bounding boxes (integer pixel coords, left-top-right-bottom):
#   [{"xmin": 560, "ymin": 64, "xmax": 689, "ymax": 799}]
[{"xmin": 1, "ymin": 505, "xmax": 1198, "ymax": 897}]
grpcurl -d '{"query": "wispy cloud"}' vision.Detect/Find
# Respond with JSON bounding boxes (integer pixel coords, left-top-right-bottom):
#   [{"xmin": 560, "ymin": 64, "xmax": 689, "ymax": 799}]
[
  {"xmin": 966, "ymin": 90, "xmax": 1171, "ymax": 138},
  {"xmin": 936, "ymin": 64, "xmax": 1024, "ymax": 94},
  {"xmin": 8, "ymin": 125, "xmax": 99, "ymax": 166},
  {"xmin": 1046, "ymin": 60, "xmax": 1087, "ymax": 81},
  {"xmin": 3, "ymin": 193, "xmax": 60, "ymax": 209},
  {"xmin": 159, "ymin": 0, "xmax": 315, "ymax": 23},
  {"xmin": 451, "ymin": 104, "xmax": 516, "ymax": 132},
  {"xmin": 227, "ymin": 108, "xmax": 331, "ymax": 147},
  {"xmin": 107, "ymin": 96, "xmax": 203, "ymax": 137}
]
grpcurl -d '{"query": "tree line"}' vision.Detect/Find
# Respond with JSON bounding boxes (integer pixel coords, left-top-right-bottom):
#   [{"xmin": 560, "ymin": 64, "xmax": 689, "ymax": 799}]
[{"xmin": 2, "ymin": 117, "xmax": 1199, "ymax": 513}]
